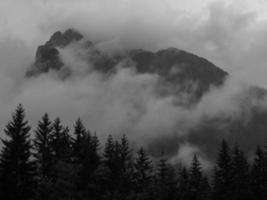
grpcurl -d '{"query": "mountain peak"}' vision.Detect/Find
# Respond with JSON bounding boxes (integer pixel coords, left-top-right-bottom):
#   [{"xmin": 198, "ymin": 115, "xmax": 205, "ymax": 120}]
[
  {"xmin": 26, "ymin": 28, "xmax": 228, "ymax": 99},
  {"xmin": 25, "ymin": 29, "xmax": 85, "ymax": 77},
  {"xmin": 45, "ymin": 28, "xmax": 83, "ymax": 48}
]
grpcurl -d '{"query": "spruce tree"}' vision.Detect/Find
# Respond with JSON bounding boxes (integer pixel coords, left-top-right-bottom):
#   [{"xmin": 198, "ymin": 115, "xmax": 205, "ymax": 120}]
[
  {"xmin": 231, "ymin": 143, "xmax": 251, "ymax": 200},
  {"xmin": 199, "ymin": 176, "xmax": 211, "ymax": 200},
  {"xmin": 104, "ymin": 135, "xmax": 115, "ymax": 168},
  {"xmin": 213, "ymin": 139, "xmax": 232, "ymax": 200},
  {"xmin": 119, "ymin": 134, "xmax": 133, "ymax": 190},
  {"xmin": 82, "ymin": 132, "xmax": 101, "ymax": 199},
  {"xmin": 156, "ymin": 153, "xmax": 177, "ymax": 200},
  {"xmin": 0, "ymin": 104, "xmax": 36, "ymax": 200},
  {"xmin": 33, "ymin": 113, "xmax": 53, "ymax": 179},
  {"xmin": 50, "ymin": 117, "xmax": 71, "ymax": 161},
  {"xmin": 72, "ymin": 118, "xmax": 87, "ymax": 161},
  {"xmin": 177, "ymin": 167, "xmax": 189, "ymax": 200},
  {"xmin": 188, "ymin": 154, "xmax": 203, "ymax": 200},
  {"xmin": 104, "ymin": 135, "xmax": 123, "ymax": 178},
  {"xmin": 157, "ymin": 156, "xmax": 169, "ymax": 185},
  {"xmin": 49, "ymin": 118, "xmax": 75, "ymax": 199},
  {"xmin": 250, "ymin": 145, "xmax": 267, "ymax": 200},
  {"xmin": 134, "ymin": 147, "xmax": 153, "ymax": 191},
  {"xmin": 156, "ymin": 156, "xmax": 169, "ymax": 200}
]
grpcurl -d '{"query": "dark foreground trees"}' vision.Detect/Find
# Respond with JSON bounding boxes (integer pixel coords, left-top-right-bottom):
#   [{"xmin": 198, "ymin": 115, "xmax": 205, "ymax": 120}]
[
  {"xmin": 0, "ymin": 105, "xmax": 36, "ymax": 200},
  {"xmin": 0, "ymin": 105, "xmax": 267, "ymax": 200}
]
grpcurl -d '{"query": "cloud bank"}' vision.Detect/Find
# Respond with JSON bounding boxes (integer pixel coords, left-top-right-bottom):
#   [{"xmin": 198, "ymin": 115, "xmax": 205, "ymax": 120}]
[{"xmin": 0, "ymin": 0, "xmax": 267, "ymax": 165}]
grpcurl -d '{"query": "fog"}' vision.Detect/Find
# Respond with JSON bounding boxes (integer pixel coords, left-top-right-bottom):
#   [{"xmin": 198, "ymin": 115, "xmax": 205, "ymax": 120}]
[{"xmin": 0, "ymin": 0, "xmax": 267, "ymax": 165}]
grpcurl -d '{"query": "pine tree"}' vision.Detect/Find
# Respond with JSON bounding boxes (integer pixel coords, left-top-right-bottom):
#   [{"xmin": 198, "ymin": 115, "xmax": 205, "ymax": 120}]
[
  {"xmin": 82, "ymin": 132, "xmax": 101, "ymax": 199},
  {"xmin": 104, "ymin": 135, "xmax": 115, "ymax": 167},
  {"xmin": 156, "ymin": 153, "xmax": 177, "ymax": 200},
  {"xmin": 213, "ymin": 139, "xmax": 232, "ymax": 200},
  {"xmin": 134, "ymin": 147, "xmax": 153, "ymax": 191},
  {"xmin": 231, "ymin": 143, "xmax": 251, "ymax": 200},
  {"xmin": 188, "ymin": 154, "xmax": 203, "ymax": 200},
  {"xmin": 103, "ymin": 135, "xmax": 118, "ymax": 193},
  {"xmin": 33, "ymin": 113, "xmax": 53, "ymax": 179},
  {"xmin": 250, "ymin": 145, "xmax": 267, "ymax": 200},
  {"xmin": 156, "ymin": 156, "xmax": 169, "ymax": 200},
  {"xmin": 75, "ymin": 130, "xmax": 101, "ymax": 199},
  {"xmin": 0, "ymin": 104, "xmax": 36, "ymax": 200},
  {"xmin": 119, "ymin": 134, "xmax": 133, "ymax": 190},
  {"xmin": 104, "ymin": 135, "xmax": 123, "ymax": 177},
  {"xmin": 49, "ymin": 118, "xmax": 75, "ymax": 199},
  {"xmin": 177, "ymin": 167, "xmax": 189, "ymax": 200},
  {"xmin": 50, "ymin": 117, "xmax": 71, "ymax": 162},
  {"xmin": 157, "ymin": 156, "xmax": 169, "ymax": 185},
  {"xmin": 103, "ymin": 135, "xmax": 135, "ymax": 198},
  {"xmin": 199, "ymin": 176, "xmax": 211, "ymax": 200},
  {"xmin": 72, "ymin": 118, "xmax": 87, "ymax": 161}
]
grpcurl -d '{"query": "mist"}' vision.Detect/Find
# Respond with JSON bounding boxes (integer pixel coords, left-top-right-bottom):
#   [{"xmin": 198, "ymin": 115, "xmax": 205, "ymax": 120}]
[{"xmin": 0, "ymin": 0, "xmax": 267, "ymax": 165}]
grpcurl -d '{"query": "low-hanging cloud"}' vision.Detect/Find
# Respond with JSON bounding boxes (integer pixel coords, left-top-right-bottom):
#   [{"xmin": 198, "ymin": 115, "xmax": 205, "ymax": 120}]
[{"xmin": 0, "ymin": 0, "xmax": 267, "ymax": 165}]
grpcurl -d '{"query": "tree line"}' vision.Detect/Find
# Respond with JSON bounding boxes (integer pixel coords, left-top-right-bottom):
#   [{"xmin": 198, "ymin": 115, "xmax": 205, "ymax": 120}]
[{"xmin": 0, "ymin": 105, "xmax": 266, "ymax": 200}]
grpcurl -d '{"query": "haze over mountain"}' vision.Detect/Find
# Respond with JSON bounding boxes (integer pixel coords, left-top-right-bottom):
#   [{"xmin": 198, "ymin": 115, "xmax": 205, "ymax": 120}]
[
  {"xmin": 24, "ymin": 28, "xmax": 267, "ymax": 165},
  {"xmin": 26, "ymin": 29, "xmax": 228, "ymax": 102},
  {"xmin": 1, "ymin": 0, "xmax": 267, "ymax": 168}
]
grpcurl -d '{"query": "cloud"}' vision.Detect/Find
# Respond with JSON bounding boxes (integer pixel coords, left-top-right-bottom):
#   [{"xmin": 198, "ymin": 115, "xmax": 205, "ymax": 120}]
[
  {"xmin": 0, "ymin": 0, "xmax": 267, "ymax": 165},
  {"xmin": 170, "ymin": 143, "xmax": 213, "ymax": 170}
]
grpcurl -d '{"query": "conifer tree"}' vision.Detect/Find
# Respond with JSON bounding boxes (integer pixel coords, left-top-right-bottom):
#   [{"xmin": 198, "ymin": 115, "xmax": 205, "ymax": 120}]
[
  {"xmin": 104, "ymin": 135, "xmax": 124, "ymax": 177},
  {"xmin": 199, "ymin": 176, "xmax": 211, "ymax": 200},
  {"xmin": 188, "ymin": 154, "xmax": 203, "ymax": 200},
  {"xmin": 76, "ymin": 131, "xmax": 101, "ymax": 199},
  {"xmin": 83, "ymin": 133, "xmax": 101, "ymax": 198},
  {"xmin": 155, "ymin": 153, "xmax": 177, "ymax": 200},
  {"xmin": 177, "ymin": 167, "xmax": 189, "ymax": 200},
  {"xmin": 104, "ymin": 135, "xmax": 115, "ymax": 167},
  {"xmin": 72, "ymin": 118, "xmax": 87, "ymax": 161},
  {"xmin": 119, "ymin": 134, "xmax": 133, "ymax": 189},
  {"xmin": 134, "ymin": 147, "xmax": 153, "ymax": 191},
  {"xmin": 33, "ymin": 113, "xmax": 53, "ymax": 179},
  {"xmin": 250, "ymin": 145, "xmax": 267, "ymax": 200},
  {"xmin": 157, "ymin": 156, "xmax": 169, "ymax": 185},
  {"xmin": 50, "ymin": 117, "xmax": 71, "ymax": 161},
  {"xmin": 156, "ymin": 156, "xmax": 169, "ymax": 200},
  {"xmin": 231, "ymin": 143, "xmax": 251, "ymax": 200},
  {"xmin": 213, "ymin": 139, "xmax": 232, "ymax": 200},
  {"xmin": 48, "ymin": 118, "xmax": 75, "ymax": 199},
  {"xmin": 0, "ymin": 104, "xmax": 36, "ymax": 200}
]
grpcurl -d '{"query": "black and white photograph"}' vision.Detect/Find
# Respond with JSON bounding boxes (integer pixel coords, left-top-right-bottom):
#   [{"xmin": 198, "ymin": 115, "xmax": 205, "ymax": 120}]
[{"xmin": 0, "ymin": 0, "xmax": 266, "ymax": 199}]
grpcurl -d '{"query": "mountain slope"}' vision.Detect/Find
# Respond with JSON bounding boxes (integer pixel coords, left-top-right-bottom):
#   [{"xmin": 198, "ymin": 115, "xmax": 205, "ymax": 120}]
[
  {"xmin": 24, "ymin": 28, "xmax": 267, "ymax": 159},
  {"xmin": 26, "ymin": 29, "xmax": 228, "ymax": 98}
]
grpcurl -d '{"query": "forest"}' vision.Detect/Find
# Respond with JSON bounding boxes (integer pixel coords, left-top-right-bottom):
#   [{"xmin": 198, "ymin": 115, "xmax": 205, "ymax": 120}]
[{"xmin": 0, "ymin": 104, "xmax": 266, "ymax": 200}]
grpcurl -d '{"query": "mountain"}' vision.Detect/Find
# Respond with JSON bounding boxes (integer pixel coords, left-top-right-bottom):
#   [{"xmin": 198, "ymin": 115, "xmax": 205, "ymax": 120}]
[
  {"xmin": 26, "ymin": 29, "xmax": 84, "ymax": 77},
  {"xmin": 25, "ymin": 29, "xmax": 267, "ymax": 158},
  {"xmin": 26, "ymin": 29, "xmax": 228, "ymax": 99}
]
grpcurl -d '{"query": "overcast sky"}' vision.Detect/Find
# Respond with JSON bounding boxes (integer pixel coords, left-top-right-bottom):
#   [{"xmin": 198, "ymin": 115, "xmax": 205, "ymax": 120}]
[{"xmin": 1, "ymin": 0, "xmax": 267, "ymax": 85}]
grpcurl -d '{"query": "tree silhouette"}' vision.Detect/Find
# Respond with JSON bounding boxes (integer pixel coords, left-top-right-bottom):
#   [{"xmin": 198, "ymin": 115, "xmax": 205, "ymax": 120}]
[
  {"xmin": 177, "ymin": 167, "xmax": 189, "ymax": 200},
  {"xmin": 0, "ymin": 104, "xmax": 36, "ymax": 200},
  {"xmin": 50, "ymin": 117, "xmax": 71, "ymax": 162},
  {"xmin": 33, "ymin": 113, "xmax": 53, "ymax": 179},
  {"xmin": 231, "ymin": 143, "xmax": 251, "ymax": 200},
  {"xmin": 188, "ymin": 154, "xmax": 203, "ymax": 200},
  {"xmin": 250, "ymin": 145, "xmax": 267, "ymax": 200},
  {"xmin": 134, "ymin": 147, "xmax": 153, "ymax": 191},
  {"xmin": 72, "ymin": 118, "xmax": 87, "ymax": 162},
  {"xmin": 213, "ymin": 139, "xmax": 232, "ymax": 200},
  {"xmin": 0, "ymin": 106, "xmax": 267, "ymax": 200}
]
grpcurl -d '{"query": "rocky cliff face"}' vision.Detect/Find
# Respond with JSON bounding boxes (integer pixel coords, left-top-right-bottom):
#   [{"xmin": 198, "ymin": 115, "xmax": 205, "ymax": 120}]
[
  {"xmin": 26, "ymin": 29, "xmax": 228, "ymax": 99},
  {"xmin": 26, "ymin": 29, "xmax": 84, "ymax": 77}
]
